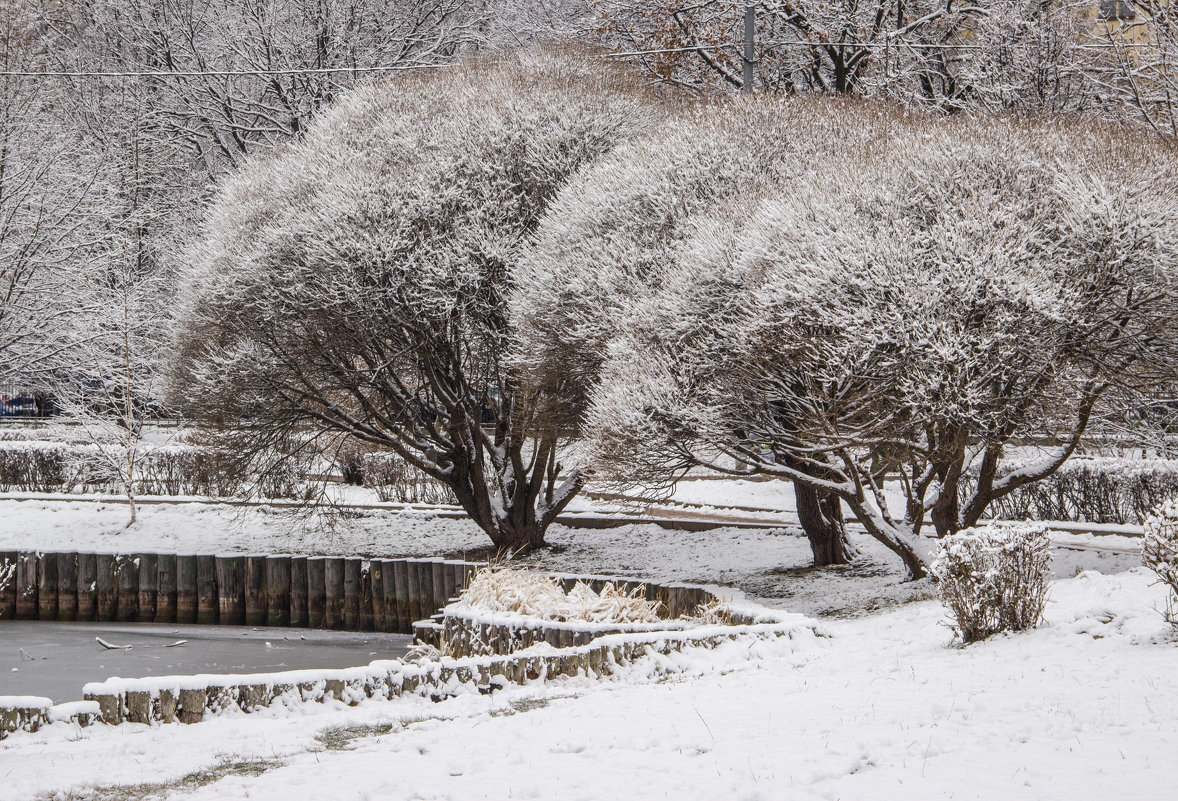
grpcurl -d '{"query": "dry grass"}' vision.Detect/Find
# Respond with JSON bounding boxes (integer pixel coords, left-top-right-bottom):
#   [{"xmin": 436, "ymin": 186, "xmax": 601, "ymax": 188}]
[
  {"xmin": 459, "ymin": 567, "xmax": 663, "ymax": 624},
  {"xmin": 685, "ymin": 598, "xmax": 735, "ymax": 626}
]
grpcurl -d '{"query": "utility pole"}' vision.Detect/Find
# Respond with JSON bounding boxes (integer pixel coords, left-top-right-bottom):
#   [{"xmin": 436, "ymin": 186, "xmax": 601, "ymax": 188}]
[{"xmin": 742, "ymin": 5, "xmax": 755, "ymax": 94}]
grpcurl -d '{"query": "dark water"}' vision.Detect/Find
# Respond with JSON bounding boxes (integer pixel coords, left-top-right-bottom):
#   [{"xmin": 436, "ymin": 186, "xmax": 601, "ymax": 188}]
[{"xmin": 0, "ymin": 621, "xmax": 412, "ymax": 702}]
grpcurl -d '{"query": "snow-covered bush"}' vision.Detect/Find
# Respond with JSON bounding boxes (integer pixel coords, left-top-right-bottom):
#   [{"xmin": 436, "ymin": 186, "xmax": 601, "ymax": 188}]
[
  {"xmin": 459, "ymin": 567, "xmax": 664, "ymax": 624},
  {"xmin": 931, "ymin": 523, "xmax": 1053, "ymax": 643},
  {"xmin": 361, "ymin": 452, "xmax": 457, "ymax": 505},
  {"xmin": 1142, "ymin": 500, "xmax": 1178, "ymax": 625},
  {"xmin": 982, "ymin": 458, "xmax": 1178, "ymax": 525}
]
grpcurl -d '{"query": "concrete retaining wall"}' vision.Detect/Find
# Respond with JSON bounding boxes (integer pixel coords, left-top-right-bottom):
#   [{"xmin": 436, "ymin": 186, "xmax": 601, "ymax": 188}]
[{"xmin": 0, "ymin": 619, "xmax": 813, "ymax": 734}]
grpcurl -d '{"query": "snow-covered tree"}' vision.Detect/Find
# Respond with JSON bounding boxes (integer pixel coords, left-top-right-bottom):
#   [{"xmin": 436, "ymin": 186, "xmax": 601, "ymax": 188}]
[
  {"xmin": 42, "ymin": 0, "xmax": 488, "ymax": 179},
  {"xmin": 170, "ymin": 50, "xmax": 662, "ymax": 553},
  {"xmin": 50, "ymin": 138, "xmax": 173, "ymax": 526},
  {"xmin": 518, "ymin": 101, "xmax": 1178, "ymax": 578},
  {"xmin": 1096, "ymin": 0, "xmax": 1178, "ymax": 139},
  {"xmin": 0, "ymin": 5, "xmax": 104, "ymax": 380},
  {"xmin": 589, "ymin": 1, "xmax": 1113, "ymax": 118},
  {"xmin": 513, "ymin": 97, "xmax": 882, "ymax": 567}
]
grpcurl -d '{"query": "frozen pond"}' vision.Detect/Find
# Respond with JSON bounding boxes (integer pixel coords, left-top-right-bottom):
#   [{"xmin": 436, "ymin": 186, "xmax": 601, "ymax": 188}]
[{"xmin": 0, "ymin": 621, "xmax": 412, "ymax": 702}]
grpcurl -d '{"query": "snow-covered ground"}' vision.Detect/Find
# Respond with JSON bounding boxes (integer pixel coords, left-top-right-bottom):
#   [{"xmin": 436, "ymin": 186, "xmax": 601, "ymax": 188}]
[{"xmin": 3, "ymin": 568, "xmax": 1175, "ymax": 801}]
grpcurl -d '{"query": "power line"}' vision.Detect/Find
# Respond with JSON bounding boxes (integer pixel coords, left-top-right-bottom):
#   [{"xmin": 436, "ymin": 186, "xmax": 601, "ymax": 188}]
[
  {"xmin": 602, "ymin": 44, "xmax": 741, "ymax": 58},
  {"xmin": 0, "ymin": 62, "xmax": 457, "ymax": 79},
  {"xmin": 758, "ymin": 39, "xmax": 1163, "ymax": 51}
]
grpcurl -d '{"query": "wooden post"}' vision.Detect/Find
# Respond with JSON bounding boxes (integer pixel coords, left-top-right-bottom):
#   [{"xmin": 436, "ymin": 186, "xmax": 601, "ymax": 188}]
[
  {"xmin": 0, "ymin": 551, "xmax": 16, "ymax": 620},
  {"xmin": 15, "ymin": 552, "xmax": 38, "ymax": 619},
  {"xmin": 402, "ymin": 559, "xmax": 419, "ymax": 626},
  {"xmin": 430, "ymin": 560, "xmax": 446, "ymax": 614},
  {"xmin": 392, "ymin": 559, "xmax": 410, "ymax": 633},
  {"xmin": 370, "ymin": 559, "xmax": 386, "ymax": 632},
  {"xmin": 175, "ymin": 554, "xmax": 198, "ymax": 624},
  {"xmin": 306, "ymin": 557, "xmax": 326, "ymax": 629},
  {"xmin": 323, "ymin": 557, "xmax": 344, "ymax": 630},
  {"xmin": 359, "ymin": 561, "xmax": 374, "ymax": 632},
  {"xmin": 266, "ymin": 556, "xmax": 291, "ymax": 627},
  {"xmin": 56, "ymin": 552, "xmax": 78, "ymax": 621},
  {"xmin": 216, "ymin": 556, "xmax": 246, "ymax": 625},
  {"xmin": 343, "ymin": 558, "xmax": 361, "ymax": 630},
  {"xmin": 155, "ymin": 553, "xmax": 177, "ymax": 623},
  {"xmin": 245, "ymin": 555, "xmax": 267, "ymax": 627},
  {"xmin": 136, "ymin": 553, "xmax": 157, "ymax": 624},
  {"xmin": 290, "ymin": 556, "xmax": 308, "ymax": 628},
  {"xmin": 197, "ymin": 555, "xmax": 218, "ymax": 625},
  {"xmin": 37, "ymin": 551, "xmax": 58, "ymax": 621},
  {"xmin": 411, "ymin": 559, "xmax": 431, "ymax": 623},
  {"xmin": 386, "ymin": 560, "xmax": 405, "ymax": 636},
  {"xmin": 95, "ymin": 554, "xmax": 116, "ymax": 621},
  {"xmin": 116, "ymin": 555, "xmax": 139, "ymax": 622},
  {"xmin": 443, "ymin": 560, "xmax": 460, "ymax": 606},
  {"xmin": 76, "ymin": 553, "xmax": 97, "ymax": 621}
]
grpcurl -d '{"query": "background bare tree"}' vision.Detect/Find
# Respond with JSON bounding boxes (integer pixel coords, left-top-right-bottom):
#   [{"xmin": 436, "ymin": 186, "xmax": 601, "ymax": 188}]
[
  {"xmin": 0, "ymin": 2, "xmax": 105, "ymax": 382},
  {"xmin": 588, "ymin": 0, "xmax": 1177, "ymax": 129},
  {"xmin": 1096, "ymin": 0, "xmax": 1178, "ymax": 138}
]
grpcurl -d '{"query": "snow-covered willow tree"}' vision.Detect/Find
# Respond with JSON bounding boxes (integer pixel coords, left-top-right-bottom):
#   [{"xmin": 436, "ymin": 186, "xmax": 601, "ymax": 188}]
[
  {"xmin": 517, "ymin": 102, "xmax": 1178, "ymax": 578},
  {"xmin": 513, "ymin": 97, "xmax": 892, "ymax": 567},
  {"xmin": 169, "ymin": 51, "xmax": 662, "ymax": 553}
]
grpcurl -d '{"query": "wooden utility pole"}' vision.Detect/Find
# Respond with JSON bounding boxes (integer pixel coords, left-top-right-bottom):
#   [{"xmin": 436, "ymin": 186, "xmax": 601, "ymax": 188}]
[{"xmin": 743, "ymin": 5, "xmax": 756, "ymax": 93}]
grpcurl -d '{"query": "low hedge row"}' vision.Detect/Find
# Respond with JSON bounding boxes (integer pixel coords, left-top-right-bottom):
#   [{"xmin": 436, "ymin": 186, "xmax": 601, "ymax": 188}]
[
  {"xmin": 0, "ymin": 441, "xmax": 299, "ymax": 498},
  {"xmin": 981, "ymin": 457, "xmax": 1178, "ymax": 526}
]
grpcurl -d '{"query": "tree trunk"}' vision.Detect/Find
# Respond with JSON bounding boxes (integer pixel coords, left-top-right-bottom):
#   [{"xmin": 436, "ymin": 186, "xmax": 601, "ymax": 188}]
[
  {"xmin": 488, "ymin": 521, "xmax": 548, "ymax": 556},
  {"xmin": 447, "ymin": 467, "xmax": 553, "ymax": 557},
  {"xmin": 930, "ymin": 487, "xmax": 958, "ymax": 538},
  {"xmin": 793, "ymin": 481, "xmax": 854, "ymax": 566}
]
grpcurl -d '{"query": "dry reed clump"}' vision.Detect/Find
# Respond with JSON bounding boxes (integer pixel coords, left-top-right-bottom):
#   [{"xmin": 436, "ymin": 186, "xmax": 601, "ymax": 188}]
[
  {"xmin": 458, "ymin": 567, "xmax": 664, "ymax": 624},
  {"xmin": 686, "ymin": 598, "xmax": 735, "ymax": 626}
]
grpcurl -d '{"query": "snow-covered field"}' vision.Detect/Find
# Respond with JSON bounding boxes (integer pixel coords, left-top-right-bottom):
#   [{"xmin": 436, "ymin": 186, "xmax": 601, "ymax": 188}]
[
  {"xmin": 3, "ymin": 568, "xmax": 1174, "ymax": 801},
  {"xmin": 0, "ymin": 480, "xmax": 1167, "ymax": 800}
]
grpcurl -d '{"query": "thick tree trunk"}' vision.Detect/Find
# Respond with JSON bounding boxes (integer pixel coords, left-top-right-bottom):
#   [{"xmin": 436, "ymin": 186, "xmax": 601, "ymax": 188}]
[
  {"xmin": 445, "ymin": 442, "xmax": 581, "ymax": 558},
  {"xmin": 930, "ymin": 487, "xmax": 959, "ymax": 538},
  {"xmin": 487, "ymin": 520, "xmax": 549, "ymax": 556},
  {"xmin": 793, "ymin": 481, "xmax": 854, "ymax": 566},
  {"xmin": 449, "ymin": 483, "xmax": 550, "ymax": 556}
]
